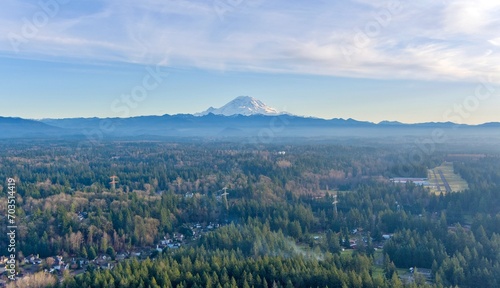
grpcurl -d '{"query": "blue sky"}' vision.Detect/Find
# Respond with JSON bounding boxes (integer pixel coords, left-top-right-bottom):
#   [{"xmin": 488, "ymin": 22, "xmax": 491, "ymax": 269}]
[{"xmin": 1, "ymin": 0, "xmax": 500, "ymax": 124}]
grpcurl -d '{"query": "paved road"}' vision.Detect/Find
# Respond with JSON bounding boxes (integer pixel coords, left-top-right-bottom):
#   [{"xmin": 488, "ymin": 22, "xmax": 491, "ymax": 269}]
[
  {"xmin": 432, "ymin": 170, "xmax": 441, "ymax": 192},
  {"xmin": 438, "ymin": 170, "xmax": 452, "ymax": 193}
]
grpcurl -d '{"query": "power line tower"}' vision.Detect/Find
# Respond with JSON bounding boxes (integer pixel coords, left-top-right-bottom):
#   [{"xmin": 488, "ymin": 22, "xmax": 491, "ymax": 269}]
[
  {"xmin": 110, "ymin": 175, "xmax": 119, "ymax": 191},
  {"xmin": 332, "ymin": 192, "xmax": 339, "ymax": 216},
  {"xmin": 332, "ymin": 191, "xmax": 339, "ymax": 216},
  {"xmin": 326, "ymin": 185, "xmax": 338, "ymax": 216},
  {"xmin": 221, "ymin": 187, "xmax": 229, "ymax": 210}
]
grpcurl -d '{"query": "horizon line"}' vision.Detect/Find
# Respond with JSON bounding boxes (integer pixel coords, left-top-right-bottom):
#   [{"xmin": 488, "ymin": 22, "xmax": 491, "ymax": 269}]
[{"xmin": 2, "ymin": 114, "xmax": 499, "ymax": 126}]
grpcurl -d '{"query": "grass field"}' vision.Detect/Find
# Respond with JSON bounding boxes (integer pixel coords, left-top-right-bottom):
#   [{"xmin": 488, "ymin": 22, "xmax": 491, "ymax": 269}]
[{"xmin": 427, "ymin": 162, "xmax": 469, "ymax": 194}]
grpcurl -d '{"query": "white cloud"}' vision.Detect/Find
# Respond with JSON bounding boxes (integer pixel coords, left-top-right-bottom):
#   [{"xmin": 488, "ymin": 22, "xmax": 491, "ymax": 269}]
[
  {"xmin": 1, "ymin": 0, "xmax": 499, "ymax": 83},
  {"xmin": 442, "ymin": 0, "xmax": 500, "ymax": 35},
  {"xmin": 489, "ymin": 38, "xmax": 500, "ymax": 47}
]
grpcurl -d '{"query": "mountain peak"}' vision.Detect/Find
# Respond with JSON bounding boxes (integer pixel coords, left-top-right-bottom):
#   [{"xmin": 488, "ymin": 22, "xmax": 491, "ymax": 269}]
[{"xmin": 195, "ymin": 96, "xmax": 282, "ymax": 116}]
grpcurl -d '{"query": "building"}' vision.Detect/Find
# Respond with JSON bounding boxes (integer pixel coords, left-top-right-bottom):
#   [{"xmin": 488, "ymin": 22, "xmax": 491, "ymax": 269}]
[{"xmin": 390, "ymin": 178, "xmax": 429, "ymax": 186}]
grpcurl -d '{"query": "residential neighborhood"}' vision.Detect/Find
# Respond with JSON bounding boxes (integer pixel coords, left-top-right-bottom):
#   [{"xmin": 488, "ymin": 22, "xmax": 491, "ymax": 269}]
[{"xmin": 0, "ymin": 221, "xmax": 227, "ymax": 283}]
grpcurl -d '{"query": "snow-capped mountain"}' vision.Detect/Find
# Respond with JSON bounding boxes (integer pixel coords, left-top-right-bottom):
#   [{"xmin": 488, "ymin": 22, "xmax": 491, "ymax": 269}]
[{"xmin": 195, "ymin": 96, "xmax": 282, "ymax": 116}]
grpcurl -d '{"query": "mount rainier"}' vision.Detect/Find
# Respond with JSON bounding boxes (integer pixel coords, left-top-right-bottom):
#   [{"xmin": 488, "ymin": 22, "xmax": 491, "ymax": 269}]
[{"xmin": 195, "ymin": 96, "xmax": 283, "ymax": 116}]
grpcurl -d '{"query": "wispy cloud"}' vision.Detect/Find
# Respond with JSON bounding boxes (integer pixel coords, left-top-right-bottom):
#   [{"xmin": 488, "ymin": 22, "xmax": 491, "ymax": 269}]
[
  {"xmin": 442, "ymin": 0, "xmax": 500, "ymax": 35},
  {"xmin": 1, "ymin": 0, "xmax": 499, "ymax": 82}
]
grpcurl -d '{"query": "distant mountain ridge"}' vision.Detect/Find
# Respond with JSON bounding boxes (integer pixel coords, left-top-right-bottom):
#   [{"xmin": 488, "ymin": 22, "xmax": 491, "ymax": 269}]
[
  {"xmin": 0, "ymin": 117, "xmax": 63, "ymax": 138},
  {"xmin": 1, "ymin": 96, "xmax": 499, "ymax": 139},
  {"xmin": 0, "ymin": 114, "xmax": 498, "ymax": 140}
]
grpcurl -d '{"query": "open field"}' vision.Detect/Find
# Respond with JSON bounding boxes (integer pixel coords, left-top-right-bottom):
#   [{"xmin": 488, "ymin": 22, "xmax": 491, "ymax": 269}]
[{"xmin": 427, "ymin": 162, "xmax": 469, "ymax": 194}]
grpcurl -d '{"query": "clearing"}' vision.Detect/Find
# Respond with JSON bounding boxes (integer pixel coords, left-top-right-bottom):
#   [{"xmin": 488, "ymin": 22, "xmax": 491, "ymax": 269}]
[{"xmin": 427, "ymin": 162, "xmax": 469, "ymax": 194}]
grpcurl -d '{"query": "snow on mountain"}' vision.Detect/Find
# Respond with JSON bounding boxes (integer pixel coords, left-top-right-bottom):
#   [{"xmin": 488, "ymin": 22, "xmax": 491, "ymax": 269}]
[{"xmin": 195, "ymin": 96, "xmax": 283, "ymax": 116}]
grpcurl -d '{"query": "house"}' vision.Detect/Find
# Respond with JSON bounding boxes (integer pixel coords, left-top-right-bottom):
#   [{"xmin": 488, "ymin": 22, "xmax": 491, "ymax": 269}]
[
  {"xmin": 71, "ymin": 257, "xmax": 88, "ymax": 265},
  {"xmin": 173, "ymin": 233, "xmax": 184, "ymax": 242},
  {"xmin": 46, "ymin": 256, "xmax": 64, "ymax": 273},
  {"xmin": 160, "ymin": 239, "xmax": 172, "ymax": 245},
  {"xmin": 349, "ymin": 240, "xmax": 357, "ymax": 248},
  {"xmin": 24, "ymin": 254, "xmax": 42, "ymax": 265},
  {"xmin": 167, "ymin": 243, "xmax": 181, "ymax": 249},
  {"xmin": 77, "ymin": 211, "xmax": 88, "ymax": 221},
  {"xmin": 100, "ymin": 263, "xmax": 113, "ymax": 270},
  {"xmin": 382, "ymin": 234, "xmax": 393, "ymax": 240},
  {"xmin": 116, "ymin": 253, "xmax": 127, "ymax": 261},
  {"xmin": 390, "ymin": 178, "xmax": 429, "ymax": 186}
]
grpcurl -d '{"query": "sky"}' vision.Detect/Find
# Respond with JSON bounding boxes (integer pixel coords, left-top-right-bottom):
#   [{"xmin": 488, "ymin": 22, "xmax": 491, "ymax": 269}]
[{"xmin": 1, "ymin": 0, "xmax": 500, "ymax": 124}]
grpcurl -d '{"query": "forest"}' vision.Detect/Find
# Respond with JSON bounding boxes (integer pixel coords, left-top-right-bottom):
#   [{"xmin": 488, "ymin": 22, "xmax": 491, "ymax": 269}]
[{"xmin": 0, "ymin": 138, "xmax": 499, "ymax": 287}]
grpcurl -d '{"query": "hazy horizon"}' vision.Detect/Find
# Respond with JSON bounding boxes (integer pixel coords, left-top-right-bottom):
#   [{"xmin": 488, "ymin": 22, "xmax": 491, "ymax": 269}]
[
  {"xmin": 5, "ymin": 93, "xmax": 500, "ymax": 126},
  {"xmin": 1, "ymin": 1, "xmax": 499, "ymax": 124}
]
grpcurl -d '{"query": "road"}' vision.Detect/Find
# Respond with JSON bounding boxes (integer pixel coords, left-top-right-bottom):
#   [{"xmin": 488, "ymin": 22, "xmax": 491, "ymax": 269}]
[
  {"xmin": 432, "ymin": 170, "xmax": 441, "ymax": 192},
  {"xmin": 438, "ymin": 170, "xmax": 452, "ymax": 193}
]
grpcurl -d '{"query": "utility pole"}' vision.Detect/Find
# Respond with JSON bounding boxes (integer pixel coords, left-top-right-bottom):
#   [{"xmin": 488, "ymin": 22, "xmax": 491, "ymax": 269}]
[
  {"xmin": 110, "ymin": 175, "xmax": 119, "ymax": 191},
  {"xmin": 332, "ymin": 188, "xmax": 339, "ymax": 216},
  {"xmin": 221, "ymin": 187, "xmax": 229, "ymax": 210}
]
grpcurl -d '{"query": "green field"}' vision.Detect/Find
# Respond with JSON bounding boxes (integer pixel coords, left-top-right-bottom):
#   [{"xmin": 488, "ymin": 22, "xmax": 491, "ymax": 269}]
[{"xmin": 427, "ymin": 162, "xmax": 469, "ymax": 194}]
